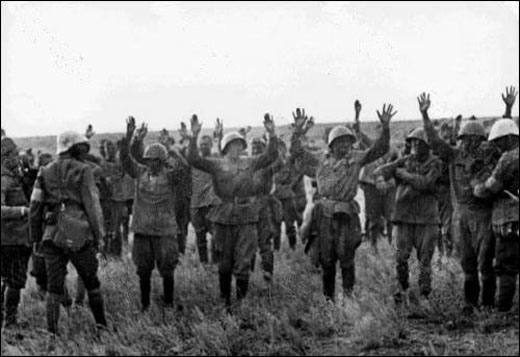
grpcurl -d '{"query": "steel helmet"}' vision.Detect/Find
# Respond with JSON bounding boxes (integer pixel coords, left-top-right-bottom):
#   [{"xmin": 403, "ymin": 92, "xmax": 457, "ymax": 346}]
[
  {"xmin": 487, "ymin": 119, "xmax": 519, "ymax": 141},
  {"xmin": 327, "ymin": 126, "xmax": 356, "ymax": 148},
  {"xmin": 457, "ymin": 121, "xmax": 486, "ymax": 139},
  {"xmin": 56, "ymin": 131, "xmax": 89, "ymax": 155},
  {"xmin": 222, "ymin": 131, "xmax": 247, "ymax": 153},
  {"xmin": 406, "ymin": 127, "xmax": 429, "ymax": 146},
  {"xmin": 143, "ymin": 143, "xmax": 168, "ymax": 161},
  {"xmin": 1, "ymin": 137, "xmax": 18, "ymax": 157}
]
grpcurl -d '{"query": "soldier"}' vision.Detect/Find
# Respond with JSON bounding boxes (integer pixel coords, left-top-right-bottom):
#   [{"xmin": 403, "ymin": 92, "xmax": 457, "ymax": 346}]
[
  {"xmin": 189, "ymin": 132, "xmax": 221, "ymax": 264},
  {"xmin": 1, "ymin": 137, "xmax": 32, "ymax": 329},
  {"xmin": 375, "ymin": 125, "xmax": 442, "ymax": 309},
  {"xmin": 473, "ymin": 88, "xmax": 519, "ymax": 313},
  {"xmin": 29, "ymin": 131, "xmax": 107, "ymax": 334},
  {"xmin": 187, "ymin": 114, "xmax": 278, "ymax": 306},
  {"xmin": 250, "ymin": 135, "xmax": 283, "ymax": 281},
  {"xmin": 419, "ymin": 93, "xmax": 499, "ymax": 313},
  {"xmin": 121, "ymin": 117, "xmax": 183, "ymax": 311},
  {"xmin": 355, "ymin": 100, "xmax": 397, "ymax": 252},
  {"xmin": 291, "ymin": 105, "xmax": 394, "ymax": 301}
]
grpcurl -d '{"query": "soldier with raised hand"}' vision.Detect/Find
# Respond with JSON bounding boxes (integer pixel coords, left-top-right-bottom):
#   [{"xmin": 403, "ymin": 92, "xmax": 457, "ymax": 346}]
[
  {"xmin": 120, "ymin": 116, "xmax": 183, "ymax": 312},
  {"xmin": 474, "ymin": 86, "xmax": 519, "ymax": 313},
  {"xmin": 418, "ymin": 92, "xmax": 500, "ymax": 314},
  {"xmin": 1, "ymin": 137, "xmax": 32, "ymax": 330},
  {"xmin": 187, "ymin": 113, "xmax": 278, "ymax": 307},
  {"xmin": 29, "ymin": 131, "xmax": 107, "ymax": 334},
  {"xmin": 290, "ymin": 105, "xmax": 393, "ymax": 301},
  {"xmin": 375, "ymin": 122, "xmax": 442, "ymax": 310},
  {"xmin": 189, "ymin": 120, "xmax": 222, "ymax": 264}
]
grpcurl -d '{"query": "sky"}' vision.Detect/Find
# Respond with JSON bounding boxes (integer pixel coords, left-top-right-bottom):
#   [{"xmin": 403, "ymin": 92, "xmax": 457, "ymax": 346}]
[{"xmin": 2, "ymin": 1, "xmax": 519, "ymax": 138}]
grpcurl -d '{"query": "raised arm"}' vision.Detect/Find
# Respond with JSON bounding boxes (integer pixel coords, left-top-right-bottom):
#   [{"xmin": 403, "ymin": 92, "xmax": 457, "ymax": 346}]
[
  {"xmin": 352, "ymin": 100, "xmax": 373, "ymax": 150},
  {"xmin": 502, "ymin": 86, "xmax": 517, "ymax": 119},
  {"xmin": 213, "ymin": 118, "xmax": 224, "ymax": 154},
  {"xmin": 359, "ymin": 104, "xmax": 394, "ymax": 166},
  {"xmin": 289, "ymin": 108, "xmax": 320, "ymax": 178},
  {"xmin": 395, "ymin": 158, "xmax": 442, "ymax": 192},
  {"xmin": 418, "ymin": 93, "xmax": 456, "ymax": 161},
  {"xmin": 187, "ymin": 115, "xmax": 218, "ymax": 173},
  {"xmin": 120, "ymin": 116, "xmax": 145, "ymax": 178},
  {"xmin": 252, "ymin": 113, "xmax": 279, "ymax": 171}
]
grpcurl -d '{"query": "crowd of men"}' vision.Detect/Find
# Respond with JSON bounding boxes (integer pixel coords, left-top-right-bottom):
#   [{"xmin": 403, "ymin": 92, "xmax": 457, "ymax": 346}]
[{"xmin": 1, "ymin": 87, "xmax": 518, "ymax": 335}]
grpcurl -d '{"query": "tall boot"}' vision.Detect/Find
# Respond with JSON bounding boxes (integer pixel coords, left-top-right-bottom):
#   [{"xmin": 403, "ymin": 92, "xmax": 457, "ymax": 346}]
[
  {"xmin": 481, "ymin": 275, "xmax": 496, "ymax": 308},
  {"xmin": 139, "ymin": 276, "xmax": 151, "ymax": 311},
  {"xmin": 1, "ymin": 281, "xmax": 6, "ymax": 329},
  {"xmin": 46, "ymin": 293, "xmax": 61, "ymax": 334},
  {"xmin": 219, "ymin": 273, "xmax": 232, "ymax": 306},
  {"xmin": 236, "ymin": 278, "xmax": 249, "ymax": 302},
  {"xmin": 322, "ymin": 267, "xmax": 336, "ymax": 301},
  {"xmin": 163, "ymin": 275, "xmax": 174, "ymax": 307},
  {"xmin": 75, "ymin": 277, "xmax": 86, "ymax": 306},
  {"xmin": 444, "ymin": 233, "xmax": 453, "ymax": 257},
  {"xmin": 4, "ymin": 287, "xmax": 21, "ymax": 328},
  {"xmin": 497, "ymin": 275, "xmax": 517, "ymax": 312},
  {"xmin": 250, "ymin": 254, "xmax": 256, "ymax": 272},
  {"xmin": 196, "ymin": 232, "xmax": 209, "ymax": 264},
  {"xmin": 386, "ymin": 222, "xmax": 393, "ymax": 245},
  {"xmin": 88, "ymin": 289, "xmax": 107, "ymax": 329},
  {"xmin": 463, "ymin": 278, "xmax": 479, "ymax": 314},
  {"xmin": 341, "ymin": 267, "xmax": 355, "ymax": 297}
]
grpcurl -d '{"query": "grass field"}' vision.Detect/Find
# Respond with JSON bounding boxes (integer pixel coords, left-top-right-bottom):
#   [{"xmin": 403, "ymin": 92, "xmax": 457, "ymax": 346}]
[
  {"xmin": 1, "ymin": 223, "xmax": 518, "ymax": 356},
  {"xmin": 3, "ymin": 119, "xmax": 518, "ymax": 356}
]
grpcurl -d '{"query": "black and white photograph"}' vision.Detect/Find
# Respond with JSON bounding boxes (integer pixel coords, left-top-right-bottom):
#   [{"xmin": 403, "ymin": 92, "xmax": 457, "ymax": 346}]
[{"xmin": 1, "ymin": 1, "xmax": 519, "ymax": 355}]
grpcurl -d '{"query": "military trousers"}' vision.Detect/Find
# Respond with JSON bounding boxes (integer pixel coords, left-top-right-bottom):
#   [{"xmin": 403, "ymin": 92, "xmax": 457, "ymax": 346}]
[
  {"xmin": 1, "ymin": 245, "xmax": 31, "ymax": 289},
  {"xmin": 362, "ymin": 183, "xmax": 395, "ymax": 246},
  {"xmin": 494, "ymin": 222, "xmax": 519, "ymax": 312},
  {"xmin": 132, "ymin": 234, "xmax": 179, "ymax": 280},
  {"xmin": 394, "ymin": 223, "xmax": 438, "ymax": 297},
  {"xmin": 214, "ymin": 223, "xmax": 258, "ymax": 280},
  {"xmin": 454, "ymin": 205, "xmax": 495, "ymax": 307}
]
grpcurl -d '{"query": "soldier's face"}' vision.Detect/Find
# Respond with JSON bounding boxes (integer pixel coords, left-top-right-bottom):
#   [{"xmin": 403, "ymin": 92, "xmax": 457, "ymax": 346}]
[
  {"xmin": 252, "ymin": 143, "xmax": 266, "ymax": 156},
  {"xmin": 1, "ymin": 150, "xmax": 20, "ymax": 171},
  {"xmin": 492, "ymin": 135, "xmax": 517, "ymax": 153},
  {"xmin": 410, "ymin": 139, "xmax": 429, "ymax": 157},
  {"xmin": 331, "ymin": 136, "xmax": 354, "ymax": 157},
  {"xmin": 225, "ymin": 141, "xmax": 246, "ymax": 158},
  {"xmin": 459, "ymin": 135, "xmax": 482, "ymax": 153},
  {"xmin": 106, "ymin": 142, "xmax": 116, "ymax": 159},
  {"xmin": 145, "ymin": 158, "xmax": 163, "ymax": 174},
  {"xmin": 199, "ymin": 138, "xmax": 212, "ymax": 157}
]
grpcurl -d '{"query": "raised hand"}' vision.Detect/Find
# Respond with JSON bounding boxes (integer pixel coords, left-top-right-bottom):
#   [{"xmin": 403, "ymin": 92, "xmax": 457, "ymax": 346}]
[
  {"xmin": 126, "ymin": 116, "xmax": 136, "ymax": 139},
  {"xmin": 417, "ymin": 93, "xmax": 431, "ymax": 114},
  {"xmin": 355, "ymin": 100, "xmax": 362, "ymax": 118},
  {"xmin": 377, "ymin": 104, "xmax": 397, "ymax": 125},
  {"xmin": 190, "ymin": 114, "xmax": 202, "ymax": 137},
  {"xmin": 135, "ymin": 123, "xmax": 148, "ymax": 142},
  {"xmin": 263, "ymin": 113, "xmax": 276, "ymax": 136},
  {"xmin": 502, "ymin": 86, "xmax": 517, "ymax": 107},
  {"xmin": 214, "ymin": 118, "xmax": 224, "ymax": 140},
  {"xmin": 292, "ymin": 108, "xmax": 308, "ymax": 132},
  {"xmin": 303, "ymin": 116, "xmax": 315, "ymax": 135},
  {"xmin": 178, "ymin": 122, "xmax": 189, "ymax": 141},
  {"xmin": 85, "ymin": 124, "xmax": 95, "ymax": 139}
]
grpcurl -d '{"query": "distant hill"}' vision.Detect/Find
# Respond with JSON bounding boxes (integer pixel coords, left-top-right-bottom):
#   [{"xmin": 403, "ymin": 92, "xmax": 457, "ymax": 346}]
[{"xmin": 9, "ymin": 116, "xmax": 514, "ymax": 157}]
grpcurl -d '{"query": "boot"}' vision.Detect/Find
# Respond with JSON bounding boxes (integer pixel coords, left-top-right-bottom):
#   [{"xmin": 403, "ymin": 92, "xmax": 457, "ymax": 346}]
[
  {"xmin": 46, "ymin": 293, "xmax": 61, "ymax": 334},
  {"xmin": 236, "ymin": 278, "xmax": 249, "ymax": 302},
  {"xmin": 219, "ymin": 273, "xmax": 232, "ymax": 306},
  {"xmin": 250, "ymin": 254, "xmax": 256, "ymax": 272},
  {"xmin": 75, "ymin": 278, "xmax": 86, "ymax": 306},
  {"xmin": 196, "ymin": 232, "xmax": 209, "ymax": 264},
  {"xmin": 139, "ymin": 277, "xmax": 151, "ymax": 312},
  {"xmin": 463, "ymin": 278, "xmax": 480, "ymax": 308},
  {"xmin": 288, "ymin": 233, "xmax": 297, "ymax": 250},
  {"xmin": 163, "ymin": 276, "xmax": 174, "ymax": 307},
  {"xmin": 322, "ymin": 268, "xmax": 336, "ymax": 301},
  {"xmin": 341, "ymin": 267, "xmax": 355, "ymax": 297},
  {"xmin": 62, "ymin": 285, "xmax": 72, "ymax": 308},
  {"xmin": 1, "ymin": 281, "xmax": 6, "ymax": 329},
  {"xmin": 481, "ymin": 275, "xmax": 496, "ymax": 308},
  {"xmin": 88, "ymin": 289, "xmax": 108, "ymax": 329},
  {"xmin": 3, "ymin": 287, "xmax": 21, "ymax": 329},
  {"xmin": 497, "ymin": 275, "xmax": 517, "ymax": 312}
]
